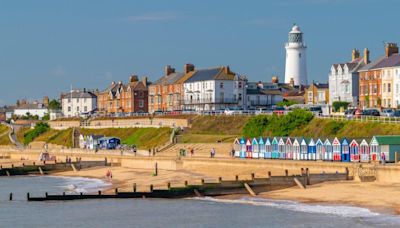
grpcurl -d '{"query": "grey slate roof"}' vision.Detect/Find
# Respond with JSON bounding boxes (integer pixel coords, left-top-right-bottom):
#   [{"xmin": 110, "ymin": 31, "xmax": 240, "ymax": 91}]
[
  {"xmin": 358, "ymin": 56, "xmax": 386, "ymax": 71},
  {"xmin": 371, "ymin": 54, "xmax": 400, "ymax": 69},
  {"xmin": 154, "ymin": 72, "xmax": 185, "ymax": 85},
  {"xmin": 185, "ymin": 68, "xmax": 223, "ymax": 83},
  {"xmin": 61, "ymin": 90, "xmax": 97, "ymax": 99}
]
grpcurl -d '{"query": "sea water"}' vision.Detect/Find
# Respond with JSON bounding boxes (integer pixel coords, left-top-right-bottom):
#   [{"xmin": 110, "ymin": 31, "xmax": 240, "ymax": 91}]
[{"xmin": 0, "ymin": 176, "xmax": 399, "ymax": 228}]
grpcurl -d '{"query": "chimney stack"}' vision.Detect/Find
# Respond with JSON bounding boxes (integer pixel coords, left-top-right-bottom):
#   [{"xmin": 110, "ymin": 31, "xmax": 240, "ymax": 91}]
[
  {"xmin": 142, "ymin": 76, "xmax": 148, "ymax": 86},
  {"xmin": 289, "ymin": 78, "xmax": 295, "ymax": 87},
  {"xmin": 272, "ymin": 76, "xmax": 279, "ymax": 84},
  {"xmin": 43, "ymin": 96, "xmax": 49, "ymax": 107},
  {"xmin": 385, "ymin": 43, "xmax": 398, "ymax": 58},
  {"xmin": 184, "ymin": 63, "xmax": 195, "ymax": 74},
  {"xmin": 224, "ymin": 66, "xmax": 230, "ymax": 74},
  {"xmin": 363, "ymin": 48, "xmax": 370, "ymax": 64},
  {"xmin": 352, "ymin": 49, "xmax": 360, "ymax": 61},
  {"xmin": 164, "ymin": 65, "xmax": 175, "ymax": 76},
  {"xmin": 129, "ymin": 75, "xmax": 139, "ymax": 83}
]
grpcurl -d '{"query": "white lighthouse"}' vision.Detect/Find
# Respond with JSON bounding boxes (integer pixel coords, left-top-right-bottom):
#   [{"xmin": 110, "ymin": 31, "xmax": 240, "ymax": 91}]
[{"xmin": 284, "ymin": 24, "xmax": 308, "ymax": 85}]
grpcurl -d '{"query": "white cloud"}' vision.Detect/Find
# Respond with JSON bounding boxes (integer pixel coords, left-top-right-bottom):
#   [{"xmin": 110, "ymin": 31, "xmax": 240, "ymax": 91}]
[
  {"xmin": 124, "ymin": 12, "xmax": 178, "ymax": 22},
  {"xmin": 50, "ymin": 65, "xmax": 67, "ymax": 77}
]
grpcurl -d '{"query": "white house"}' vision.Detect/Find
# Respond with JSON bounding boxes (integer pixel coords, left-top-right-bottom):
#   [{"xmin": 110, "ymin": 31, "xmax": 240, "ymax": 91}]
[
  {"xmin": 392, "ymin": 66, "xmax": 400, "ymax": 108},
  {"xmin": 245, "ymin": 81, "xmax": 283, "ymax": 109},
  {"xmin": 328, "ymin": 49, "xmax": 367, "ymax": 106},
  {"xmin": 61, "ymin": 89, "xmax": 97, "ymax": 117},
  {"xmin": 183, "ymin": 66, "xmax": 247, "ymax": 111},
  {"xmin": 13, "ymin": 103, "xmax": 48, "ymax": 119}
]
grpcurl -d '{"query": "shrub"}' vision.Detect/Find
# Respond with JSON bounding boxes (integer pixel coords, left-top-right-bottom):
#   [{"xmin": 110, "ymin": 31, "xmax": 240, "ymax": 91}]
[
  {"xmin": 23, "ymin": 122, "xmax": 50, "ymax": 145},
  {"xmin": 242, "ymin": 115, "xmax": 270, "ymax": 137},
  {"xmin": 332, "ymin": 101, "xmax": 350, "ymax": 112}
]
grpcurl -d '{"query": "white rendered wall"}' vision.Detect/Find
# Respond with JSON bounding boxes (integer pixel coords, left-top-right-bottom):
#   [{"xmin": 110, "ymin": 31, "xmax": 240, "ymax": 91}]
[{"xmin": 285, "ymin": 43, "xmax": 307, "ymax": 85}]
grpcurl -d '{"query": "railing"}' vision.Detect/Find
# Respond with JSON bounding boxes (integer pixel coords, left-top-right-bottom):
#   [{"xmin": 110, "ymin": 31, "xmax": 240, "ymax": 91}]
[
  {"xmin": 316, "ymin": 115, "xmax": 400, "ymax": 124},
  {"xmin": 183, "ymin": 98, "xmax": 239, "ymax": 105}
]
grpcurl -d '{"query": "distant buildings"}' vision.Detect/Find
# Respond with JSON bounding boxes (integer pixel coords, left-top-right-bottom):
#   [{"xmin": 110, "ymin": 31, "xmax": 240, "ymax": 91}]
[
  {"xmin": 329, "ymin": 49, "xmax": 367, "ymax": 106},
  {"xmin": 245, "ymin": 81, "xmax": 282, "ymax": 109},
  {"xmin": 97, "ymin": 75, "xmax": 149, "ymax": 114},
  {"xmin": 183, "ymin": 66, "xmax": 247, "ymax": 111},
  {"xmin": 359, "ymin": 43, "xmax": 400, "ymax": 109},
  {"xmin": 14, "ymin": 103, "xmax": 48, "ymax": 119},
  {"xmin": 305, "ymin": 82, "xmax": 329, "ymax": 105},
  {"xmin": 285, "ymin": 24, "xmax": 308, "ymax": 86},
  {"xmin": 61, "ymin": 89, "xmax": 97, "ymax": 117}
]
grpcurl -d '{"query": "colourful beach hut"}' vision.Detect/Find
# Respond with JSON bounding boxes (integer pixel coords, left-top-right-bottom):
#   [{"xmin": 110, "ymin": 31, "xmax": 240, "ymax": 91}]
[
  {"xmin": 239, "ymin": 138, "xmax": 246, "ymax": 158},
  {"xmin": 285, "ymin": 138, "xmax": 293, "ymax": 160},
  {"xmin": 292, "ymin": 138, "xmax": 300, "ymax": 160},
  {"xmin": 332, "ymin": 137, "xmax": 341, "ymax": 161},
  {"xmin": 370, "ymin": 136, "xmax": 400, "ymax": 162},
  {"xmin": 359, "ymin": 139, "xmax": 370, "ymax": 163},
  {"xmin": 271, "ymin": 137, "xmax": 279, "ymax": 159},
  {"xmin": 341, "ymin": 138, "xmax": 350, "ymax": 162},
  {"xmin": 323, "ymin": 139, "xmax": 333, "ymax": 161},
  {"xmin": 245, "ymin": 138, "xmax": 252, "ymax": 158},
  {"xmin": 349, "ymin": 139, "xmax": 360, "ymax": 162},
  {"xmin": 265, "ymin": 138, "xmax": 272, "ymax": 159},
  {"xmin": 233, "ymin": 138, "xmax": 241, "ymax": 157},
  {"xmin": 252, "ymin": 138, "xmax": 259, "ymax": 159},
  {"xmin": 315, "ymin": 139, "xmax": 324, "ymax": 160},
  {"xmin": 300, "ymin": 138, "xmax": 308, "ymax": 160},
  {"xmin": 308, "ymin": 138, "xmax": 316, "ymax": 160},
  {"xmin": 278, "ymin": 138, "xmax": 286, "ymax": 159},
  {"xmin": 258, "ymin": 137, "xmax": 266, "ymax": 159},
  {"xmin": 369, "ymin": 137, "xmax": 380, "ymax": 162}
]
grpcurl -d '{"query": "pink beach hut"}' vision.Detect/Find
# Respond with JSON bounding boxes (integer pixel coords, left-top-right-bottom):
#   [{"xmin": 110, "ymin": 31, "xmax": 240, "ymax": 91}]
[
  {"xmin": 349, "ymin": 139, "xmax": 360, "ymax": 162},
  {"xmin": 332, "ymin": 137, "xmax": 341, "ymax": 161},
  {"xmin": 285, "ymin": 138, "xmax": 293, "ymax": 160},
  {"xmin": 245, "ymin": 138, "xmax": 252, "ymax": 158}
]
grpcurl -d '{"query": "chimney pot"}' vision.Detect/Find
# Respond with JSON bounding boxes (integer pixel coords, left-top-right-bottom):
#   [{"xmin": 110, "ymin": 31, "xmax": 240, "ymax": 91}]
[
  {"xmin": 385, "ymin": 43, "xmax": 398, "ymax": 58},
  {"xmin": 164, "ymin": 65, "xmax": 175, "ymax": 76},
  {"xmin": 363, "ymin": 48, "xmax": 370, "ymax": 64},
  {"xmin": 352, "ymin": 49, "xmax": 360, "ymax": 61},
  {"xmin": 184, "ymin": 63, "xmax": 195, "ymax": 74}
]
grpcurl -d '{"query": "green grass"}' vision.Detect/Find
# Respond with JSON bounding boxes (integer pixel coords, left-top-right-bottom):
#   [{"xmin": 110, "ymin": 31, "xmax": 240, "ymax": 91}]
[
  {"xmin": 0, "ymin": 125, "xmax": 11, "ymax": 145},
  {"xmin": 291, "ymin": 118, "xmax": 400, "ymax": 139},
  {"xmin": 179, "ymin": 134, "xmax": 238, "ymax": 143},
  {"xmin": 188, "ymin": 115, "xmax": 250, "ymax": 135}
]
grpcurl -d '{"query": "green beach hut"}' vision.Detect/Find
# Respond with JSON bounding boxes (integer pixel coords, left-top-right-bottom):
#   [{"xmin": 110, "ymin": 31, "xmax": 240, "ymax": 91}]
[{"xmin": 371, "ymin": 136, "xmax": 400, "ymax": 162}]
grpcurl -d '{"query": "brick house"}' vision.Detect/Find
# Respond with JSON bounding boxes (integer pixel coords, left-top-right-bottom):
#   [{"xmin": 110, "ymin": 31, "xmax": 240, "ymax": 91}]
[
  {"xmin": 97, "ymin": 75, "xmax": 149, "ymax": 114},
  {"xmin": 148, "ymin": 64, "xmax": 196, "ymax": 113},
  {"xmin": 304, "ymin": 82, "xmax": 329, "ymax": 105}
]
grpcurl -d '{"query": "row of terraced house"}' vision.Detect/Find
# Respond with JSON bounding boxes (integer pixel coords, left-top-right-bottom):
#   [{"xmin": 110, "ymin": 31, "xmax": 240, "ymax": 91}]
[
  {"xmin": 329, "ymin": 43, "xmax": 400, "ymax": 109},
  {"xmin": 59, "ymin": 64, "xmax": 289, "ymax": 117}
]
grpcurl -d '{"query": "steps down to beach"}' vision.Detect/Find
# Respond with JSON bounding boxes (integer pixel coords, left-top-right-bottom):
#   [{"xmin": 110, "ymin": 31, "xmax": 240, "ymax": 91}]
[{"xmin": 156, "ymin": 143, "xmax": 233, "ymax": 158}]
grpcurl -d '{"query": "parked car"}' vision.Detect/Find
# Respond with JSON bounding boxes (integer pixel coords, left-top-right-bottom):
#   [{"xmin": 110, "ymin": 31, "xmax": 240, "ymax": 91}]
[
  {"xmin": 273, "ymin": 106, "xmax": 285, "ymax": 115},
  {"xmin": 394, "ymin": 110, "xmax": 400, "ymax": 117},
  {"xmin": 308, "ymin": 106, "xmax": 322, "ymax": 116},
  {"xmin": 354, "ymin": 109, "xmax": 364, "ymax": 118},
  {"xmin": 363, "ymin": 109, "xmax": 380, "ymax": 116},
  {"xmin": 381, "ymin": 109, "xmax": 395, "ymax": 117}
]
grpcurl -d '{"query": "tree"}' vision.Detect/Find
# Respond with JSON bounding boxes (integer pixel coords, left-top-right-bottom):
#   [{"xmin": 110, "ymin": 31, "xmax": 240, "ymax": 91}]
[
  {"xmin": 48, "ymin": 99, "xmax": 61, "ymax": 110},
  {"xmin": 276, "ymin": 100, "xmax": 298, "ymax": 107},
  {"xmin": 332, "ymin": 101, "xmax": 350, "ymax": 112}
]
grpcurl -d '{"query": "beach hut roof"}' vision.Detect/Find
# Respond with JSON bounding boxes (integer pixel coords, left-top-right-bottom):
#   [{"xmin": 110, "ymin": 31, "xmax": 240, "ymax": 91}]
[
  {"xmin": 316, "ymin": 138, "xmax": 323, "ymax": 145},
  {"xmin": 233, "ymin": 138, "xmax": 240, "ymax": 144},
  {"xmin": 265, "ymin": 138, "xmax": 271, "ymax": 145},
  {"xmin": 308, "ymin": 138, "xmax": 315, "ymax": 146},
  {"xmin": 239, "ymin": 138, "xmax": 246, "ymax": 144},
  {"xmin": 272, "ymin": 137, "xmax": 278, "ymax": 144},
  {"xmin": 252, "ymin": 138, "xmax": 259, "ymax": 144},
  {"xmin": 360, "ymin": 139, "xmax": 369, "ymax": 146},
  {"xmin": 286, "ymin": 137, "xmax": 292, "ymax": 144},
  {"xmin": 246, "ymin": 138, "xmax": 251, "ymax": 145},
  {"xmin": 258, "ymin": 137, "xmax": 265, "ymax": 144},
  {"xmin": 341, "ymin": 137, "xmax": 349, "ymax": 145},
  {"xmin": 278, "ymin": 138, "xmax": 285, "ymax": 145},
  {"xmin": 332, "ymin": 137, "xmax": 341, "ymax": 145},
  {"xmin": 300, "ymin": 138, "xmax": 307, "ymax": 145},
  {"xmin": 293, "ymin": 138, "xmax": 300, "ymax": 146},
  {"xmin": 373, "ymin": 135, "xmax": 400, "ymax": 145},
  {"xmin": 324, "ymin": 138, "xmax": 332, "ymax": 145},
  {"xmin": 350, "ymin": 139, "xmax": 359, "ymax": 146}
]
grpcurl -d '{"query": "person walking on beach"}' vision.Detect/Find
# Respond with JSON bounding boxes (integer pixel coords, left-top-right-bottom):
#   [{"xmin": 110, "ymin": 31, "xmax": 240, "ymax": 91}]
[
  {"xmin": 231, "ymin": 148, "xmax": 235, "ymax": 158},
  {"xmin": 210, "ymin": 148, "xmax": 216, "ymax": 158},
  {"xmin": 190, "ymin": 148, "xmax": 194, "ymax": 157},
  {"xmin": 381, "ymin": 152, "xmax": 386, "ymax": 165}
]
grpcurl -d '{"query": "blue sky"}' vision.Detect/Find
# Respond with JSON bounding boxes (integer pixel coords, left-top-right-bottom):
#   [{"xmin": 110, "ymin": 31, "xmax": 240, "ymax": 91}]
[{"xmin": 0, "ymin": 0, "xmax": 399, "ymax": 105}]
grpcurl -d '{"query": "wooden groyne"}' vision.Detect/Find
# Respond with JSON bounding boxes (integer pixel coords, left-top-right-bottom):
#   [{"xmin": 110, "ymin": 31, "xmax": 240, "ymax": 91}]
[
  {"xmin": 0, "ymin": 160, "xmax": 109, "ymax": 176},
  {"xmin": 27, "ymin": 169, "xmax": 349, "ymax": 202}
]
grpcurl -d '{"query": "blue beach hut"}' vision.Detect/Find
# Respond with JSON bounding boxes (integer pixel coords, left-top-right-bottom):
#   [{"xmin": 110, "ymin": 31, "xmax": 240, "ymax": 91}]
[
  {"xmin": 278, "ymin": 138, "xmax": 286, "ymax": 159},
  {"xmin": 258, "ymin": 137, "xmax": 266, "ymax": 159},
  {"xmin": 300, "ymin": 138, "xmax": 308, "ymax": 160},
  {"xmin": 252, "ymin": 138, "xmax": 259, "ymax": 159},
  {"xmin": 271, "ymin": 137, "xmax": 279, "ymax": 159},
  {"xmin": 239, "ymin": 138, "xmax": 246, "ymax": 158},
  {"xmin": 265, "ymin": 138, "xmax": 272, "ymax": 159},
  {"xmin": 315, "ymin": 139, "xmax": 324, "ymax": 160},
  {"xmin": 323, "ymin": 139, "xmax": 333, "ymax": 161},
  {"xmin": 341, "ymin": 138, "xmax": 350, "ymax": 162},
  {"xmin": 308, "ymin": 138, "xmax": 316, "ymax": 160}
]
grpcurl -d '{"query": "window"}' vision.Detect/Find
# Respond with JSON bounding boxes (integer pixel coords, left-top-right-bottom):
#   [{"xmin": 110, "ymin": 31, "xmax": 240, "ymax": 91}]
[
  {"xmin": 238, "ymin": 82, "xmax": 242, "ymax": 89},
  {"xmin": 150, "ymin": 97, "xmax": 154, "ymax": 105},
  {"xmin": 76, "ymin": 106, "xmax": 79, "ymax": 111},
  {"xmin": 308, "ymin": 92, "xmax": 313, "ymax": 102},
  {"xmin": 84, "ymin": 98, "xmax": 87, "ymax": 103},
  {"xmin": 299, "ymin": 53, "xmax": 301, "ymax": 58},
  {"xmin": 318, "ymin": 91, "xmax": 325, "ymax": 102},
  {"xmin": 344, "ymin": 84, "xmax": 349, "ymax": 93},
  {"xmin": 68, "ymin": 106, "xmax": 71, "ymax": 112},
  {"xmin": 68, "ymin": 98, "xmax": 71, "ymax": 103},
  {"xmin": 397, "ymin": 84, "xmax": 399, "ymax": 94},
  {"xmin": 220, "ymin": 82, "xmax": 224, "ymax": 89},
  {"xmin": 388, "ymin": 83, "xmax": 391, "ymax": 93},
  {"xmin": 139, "ymin": 99, "xmax": 144, "ymax": 108},
  {"xmin": 383, "ymin": 83, "xmax": 386, "ymax": 93},
  {"xmin": 84, "ymin": 106, "xmax": 87, "ymax": 112},
  {"xmin": 76, "ymin": 98, "xmax": 79, "ymax": 103}
]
